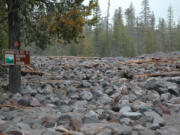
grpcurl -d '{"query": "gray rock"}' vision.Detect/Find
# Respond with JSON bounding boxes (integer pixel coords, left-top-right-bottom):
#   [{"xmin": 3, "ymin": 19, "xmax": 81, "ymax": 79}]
[
  {"xmin": 30, "ymin": 98, "xmax": 41, "ymax": 107},
  {"xmin": 58, "ymin": 114, "xmax": 71, "ymax": 125},
  {"xmin": 120, "ymin": 112, "xmax": 142, "ymax": 120},
  {"xmin": 82, "ymin": 80, "xmax": 91, "ymax": 87},
  {"xmin": 56, "ymin": 105, "xmax": 73, "ymax": 113},
  {"xmin": 119, "ymin": 118, "xmax": 132, "ymax": 125},
  {"xmin": 67, "ymin": 91, "xmax": 79, "ymax": 99},
  {"xmin": 0, "ymin": 97, "xmax": 5, "ymax": 104},
  {"xmin": 144, "ymin": 111, "xmax": 165, "ymax": 128},
  {"xmin": 133, "ymin": 124, "xmax": 146, "ymax": 131},
  {"xmin": 80, "ymin": 90, "xmax": 93, "ymax": 101},
  {"xmin": 18, "ymin": 98, "xmax": 31, "ymax": 107},
  {"xmin": 3, "ymin": 125, "xmax": 21, "ymax": 134},
  {"xmin": 80, "ymin": 123, "xmax": 131, "ymax": 135},
  {"xmin": 97, "ymin": 128, "xmax": 112, "ymax": 135},
  {"xmin": 11, "ymin": 93, "xmax": 22, "ymax": 102},
  {"xmin": 17, "ymin": 122, "xmax": 31, "ymax": 130},
  {"xmin": 82, "ymin": 110, "xmax": 99, "ymax": 123},
  {"xmin": 97, "ymin": 94, "xmax": 112, "ymax": 105},
  {"xmin": 41, "ymin": 128, "xmax": 62, "ymax": 135},
  {"xmin": 0, "ymin": 119, "xmax": 6, "ymax": 125},
  {"xmin": 31, "ymin": 123, "xmax": 44, "ymax": 129},
  {"xmin": 160, "ymin": 93, "xmax": 171, "ymax": 101},
  {"xmin": 120, "ymin": 106, "xmax": 131, "ymax": 113},
  {"xmin": 74, "ymin": 100, "xmax": 88, "ymax": 107},
  {"xmin": 1, "ymin": 107, "xmax": 10, "ymax": 112},
  {"xmin": 166, "ymin": 82, "xmax": 179, "ymax": 95},
  {"xmin": 82, "ymin": 117, "xmax": 99, "ymax": 124},
  {"xmin": 91, "ymin": 89, "xmax": 103, "ymax": 100},
  {"xmin": 165, "ymin": 77, "xmax": 180, "ymax": 84},
  {"xmin": 22, "ymin": 85, "xmax": 37, "ymax": 95},
  {"xmin": 42, "ymin": 84, "xmax": 53, "ymax": 94},
  {"xmin": 144, "ymin": 78, "xmax": 179, "ymax": 95}
]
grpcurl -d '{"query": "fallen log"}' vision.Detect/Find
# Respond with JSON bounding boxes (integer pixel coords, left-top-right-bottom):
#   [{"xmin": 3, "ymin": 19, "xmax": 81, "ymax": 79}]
[
  {"xmin": 134, "ymin": 72, "xmax": 180, "ymax": 79},
  {"xmin": 0, "ymin": 104, "xmax": 33, "ymax": 110},
  {"xmin": 117, "ymin": 57, "xmax": 180, "ymax": 65},
  {"xmin": 24, "ymin": 65, "xmax": 35, "ymax": 72},
  {"xmin": 50, "ymin": 56, "xmax": 102, "ymax": 60},
  {"xmin": 21, "ymin": 70, "xmax": 45, "ymax": 76}
]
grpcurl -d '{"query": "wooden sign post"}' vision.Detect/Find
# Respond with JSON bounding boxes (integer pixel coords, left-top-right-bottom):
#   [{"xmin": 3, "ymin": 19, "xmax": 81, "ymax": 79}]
[
  {"xmin": 2, "ymin": 49, "xmax": 30, "ymax": 93},
  {"xmin": 3, "ymin": 50, "xmax": 30, "ymax": 65}
]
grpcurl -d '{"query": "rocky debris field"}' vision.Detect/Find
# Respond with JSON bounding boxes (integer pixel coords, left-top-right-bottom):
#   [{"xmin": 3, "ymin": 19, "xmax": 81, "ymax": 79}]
[{"xmin": 0, "ymin": 52, "xmax": 180, "ymax": 135}]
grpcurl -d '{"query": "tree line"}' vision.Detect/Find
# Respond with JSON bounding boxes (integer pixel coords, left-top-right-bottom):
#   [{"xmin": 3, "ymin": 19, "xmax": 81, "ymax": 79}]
[
  {"xmin": 41, "ymin": 0, "xmax": 180, "ymax": 57},
  {"xmin": 1, "ymin": 0, "xmax": 180, "ymax": 58}
]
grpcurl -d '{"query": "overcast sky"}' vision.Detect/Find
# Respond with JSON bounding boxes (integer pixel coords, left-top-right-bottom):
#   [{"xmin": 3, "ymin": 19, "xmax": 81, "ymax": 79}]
[{"xmin": 85, "ymin": 0, "xmax": 180, "ymax": 24}]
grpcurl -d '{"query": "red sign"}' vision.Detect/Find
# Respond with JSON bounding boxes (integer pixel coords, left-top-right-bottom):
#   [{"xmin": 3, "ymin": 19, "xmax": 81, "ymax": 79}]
[
  {"xmin": 14, "ymin": 41, "xmax": 19, "ymax": 47},
  {"xmin": 3, "ymin": 49, "xmax": 30, "ymax": 65}
]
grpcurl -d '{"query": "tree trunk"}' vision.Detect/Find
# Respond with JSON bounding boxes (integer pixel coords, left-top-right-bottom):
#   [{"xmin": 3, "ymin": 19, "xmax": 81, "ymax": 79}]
[{"xmin": 8, "ymin": 0, "xmax": 21, "ymax": 93}]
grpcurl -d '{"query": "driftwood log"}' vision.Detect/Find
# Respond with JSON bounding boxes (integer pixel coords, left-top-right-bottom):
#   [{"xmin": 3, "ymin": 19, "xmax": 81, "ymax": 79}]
[{"xmin": 134, "ymin": 72, "xmax": 180, "ymax": 79}]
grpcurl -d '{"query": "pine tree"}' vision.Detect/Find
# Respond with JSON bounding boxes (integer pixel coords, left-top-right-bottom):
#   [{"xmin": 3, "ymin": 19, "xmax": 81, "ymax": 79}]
[
  {"xmin": 112, "ymin": 7, "xmax": 135, "ymax": 57},
  {"xmin": 174, "ymin": 18, "xmax": 180, "ymax": 51},
  {"xmin": 140, "ymin": 0, "xmax": 151, "ymax": 26},
  {"xmin": 150, "ymin": 12, "xmax": 155, "ymax": 30},
  {"xmin": 92, "ymin": 0, "xmax": 102, "ymax": 56},
  {"xmin": 167, "ymin": 5, "xmax": 174, "ymax": 51},
  {"xmin": 158, "ymin": 18, "xmax": 168, "ymax": 52},
  {"xmin": 125, "ymin": 2, "xmax": 135, "ymax": 29}
]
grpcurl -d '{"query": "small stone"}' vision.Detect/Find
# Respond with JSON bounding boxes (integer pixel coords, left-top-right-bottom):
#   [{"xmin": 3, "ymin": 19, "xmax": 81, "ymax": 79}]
[
  {"xmin": 0, "ymin": 119, "xmax": 6, "ymax": 125},
  {"xmin": 30, "ymin": 98, "xmax": 41, "ymax": 107},
  {"xmin": 1, "ymin": 107, "xmax": 9, "ymax": 112},
  {"xmin": 97, "ymin": 128, "xmax": 112, "ymax": 135},
  {"xmin": 82, "ymin": 80, "xmax": 91, "ymax": 87},
  {"xmin": 42, "ymin": 84, "xmax": 53, "ymax": 94},
  {"xmin": 139, "ymin": 106, "xmax": 152, "ymax": 113},
  {"xmin": 0, "ymin": 97, "xmax": 5, "ymax": 104},
  {"xmin": 56, "ymin": 105, "xmax": 73, "ymax": 113},
  {"xmin": 133, "ymin": 124, "xmax": 146, "ymax": 131},
  {"xmin": 4, "ymin": 114, "xmax": 14, "ymax": 121},
  {"xmin": 80, "ymin": 90, "xmax": 93, "ymax": 101},
  {"xmin": 69, "ymin": 118, "xmax": 83, "ymax": 131},
  {"xmin": 22, "ymin": 85, "xmax": 37, "ymax": 96},
  {"xmin": 31, "ymin": 123, "xmax": 44, "ymax": 129},
  {"xmin": 18, "ymin": 98, "xmax": 31, "ymax": 107},
  {"xmin": 82, "ymin": 110, "xmax": 99, "ymax": 123},
  {"xmin": 166, "ymin": 82, "xmax": 179, "ymax": 95},
  {"xmin": 120, "ymin": 106, "xmax": 131, "ymax": 113},
  {"xmin": 67, "ymin": 91, "xmax": 79, "ymax": 99},
  {"xmin": 144, "ymin": 111, "xmax": 165, "ymax": 128},
  {"xmin": 41, "ymin": 128, "xmax": 62, "ymax": 135},
  {"xmin": 17, "ymin": 122, "xmax": 31, "ymax": 130},
  {"xmin": 119, "ymin": 118, "xmax": 132, "ymax": 125},
  {"xmin": 120, "ymin": 112, "xmax": 142, "ymax": 120},
  {"xmin": 160, "ymin": 93, "xmax": 171, "ymax": 101},
  {"xmin": 154, "ymin": 104, "xmax": 171, "ymax": 115},
  {"xmin": 73, "ymin": 100, "xmax": 88, "ymax": 112},
  {"xmin": 98, "ymin": 94, "xmax": 112, "ymax": 105}
]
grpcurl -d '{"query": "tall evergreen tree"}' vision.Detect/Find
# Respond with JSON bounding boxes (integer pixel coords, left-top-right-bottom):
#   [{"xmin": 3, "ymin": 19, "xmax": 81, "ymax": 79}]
[
  {"xmin": 125, "ymin": 2, "xmax": 135, "ymax": 29},
  {"xmin": 150, "ymin": 12, "xmax": 155, "ymax": 30},
  {"xmin": 167, "ymin": 5, "xmax": 174, "ymax": 51},
  {"xmin": 112, "ymin": 7, "xmax": 135, "ymax": 56},
  {"xmin": 92, "ymin": 0, "xmax": 102, "ymax": 56},
  {"xmin": 158, "ymin": 18, "xmax": 168, "ymax": 52},
  {"xmin": 140, "ymin": 0, "xmax": 151, "ymax": 26},
  {"xmin": 174, "ymin": 18, "xmax": 180, "ymax": 51}
]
